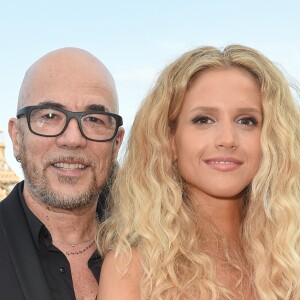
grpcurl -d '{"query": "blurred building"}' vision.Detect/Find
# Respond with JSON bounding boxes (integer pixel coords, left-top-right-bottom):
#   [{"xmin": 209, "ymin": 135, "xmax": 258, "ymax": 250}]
[{"xmin": 0, "ymin": 130, "xmax": 20, "ymax": 201}]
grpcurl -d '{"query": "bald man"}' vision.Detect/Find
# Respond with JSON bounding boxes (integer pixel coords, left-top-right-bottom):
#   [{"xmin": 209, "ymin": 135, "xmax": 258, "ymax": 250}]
[{"xmin": 0, "ymin": 48, "xmax": 124, "ymax": 300}]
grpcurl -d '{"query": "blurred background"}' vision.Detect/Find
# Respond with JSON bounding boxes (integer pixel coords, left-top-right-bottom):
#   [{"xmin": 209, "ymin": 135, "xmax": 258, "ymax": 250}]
[{"xmin": 0, "ymin": 0, "xmax": 299, "ymax": 181}]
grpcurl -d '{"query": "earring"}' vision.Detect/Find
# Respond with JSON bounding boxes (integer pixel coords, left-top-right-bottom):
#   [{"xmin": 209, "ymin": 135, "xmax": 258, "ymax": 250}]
[{"xmin": 15, "ymin": 155, "xmax": 21, "ymax": 162}]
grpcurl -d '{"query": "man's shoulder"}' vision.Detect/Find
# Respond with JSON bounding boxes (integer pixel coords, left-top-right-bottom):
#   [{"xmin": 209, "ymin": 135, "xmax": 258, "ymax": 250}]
[
  {"xmin": 0, "ymin": 184, "xmax": 22, "ymax": 255},
  {"xmin": 0, "ymin": 181, "xmax": 25, "ymax": 234},
  {"xmin": 0, "ymin": 181, "xmax": 23, "ymax": 210}
]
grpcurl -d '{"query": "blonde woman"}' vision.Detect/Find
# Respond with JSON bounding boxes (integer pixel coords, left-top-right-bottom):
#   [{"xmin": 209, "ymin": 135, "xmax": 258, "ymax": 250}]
[{"xmin": 97, "ymin": 45, "xmax": 300, "ymax": 299}]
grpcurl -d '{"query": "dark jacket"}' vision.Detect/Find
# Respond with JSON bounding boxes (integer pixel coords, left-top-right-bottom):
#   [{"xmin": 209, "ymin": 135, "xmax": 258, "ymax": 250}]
[{"xmin": 0, "ymin": 182, "xmax": 53, "ymax": 300}]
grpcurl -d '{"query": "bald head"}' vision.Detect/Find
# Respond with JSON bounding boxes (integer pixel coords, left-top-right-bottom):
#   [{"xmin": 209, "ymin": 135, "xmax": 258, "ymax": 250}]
[{"xmin": 18, "ymin": 47, "xmax": 119, "ymax": 112}]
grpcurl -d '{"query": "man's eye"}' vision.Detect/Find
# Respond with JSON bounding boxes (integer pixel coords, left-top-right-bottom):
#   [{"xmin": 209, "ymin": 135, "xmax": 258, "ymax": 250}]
[
  {"xmin": 86, "ymin": 116, "xmax": 104, "ymax": 124},
  {"xmin": 237, "ymin": 117, "xmax": 258, "ymax": 126},
  {"xmin": 44, "ymin": 113, "xmax": 56, "ymax": 119},
  {"xmin": 192, "ymin": 115, "xmax": 214, "ymax": 124}
]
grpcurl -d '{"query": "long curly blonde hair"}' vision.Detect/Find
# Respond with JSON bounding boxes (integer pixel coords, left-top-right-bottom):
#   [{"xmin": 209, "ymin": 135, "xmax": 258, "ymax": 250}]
[{"xmin": 98, "ymin": 45, "xmax": 300, "ymax": 299}]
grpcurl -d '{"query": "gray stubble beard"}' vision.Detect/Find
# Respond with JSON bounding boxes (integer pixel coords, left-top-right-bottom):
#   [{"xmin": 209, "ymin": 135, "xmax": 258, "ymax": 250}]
[
  {"xmin": 25, "ymin": 169, "xmax": 101, "ymax": 210},
  {"xmin": 18, "ymin": 136, "xmax": 110, "ymax": 211}
]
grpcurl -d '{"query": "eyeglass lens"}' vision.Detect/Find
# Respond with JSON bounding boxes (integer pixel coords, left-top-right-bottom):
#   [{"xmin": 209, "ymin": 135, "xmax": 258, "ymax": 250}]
[{"xmin": 29, "ymin": 107, "xmax": 117, "ymax": 141}]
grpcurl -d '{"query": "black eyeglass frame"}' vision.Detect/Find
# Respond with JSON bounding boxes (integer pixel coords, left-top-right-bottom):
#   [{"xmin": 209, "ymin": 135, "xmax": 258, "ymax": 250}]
[{"xmin": 17, "ymin": 105, "xmax": 123, "ymax": 142}]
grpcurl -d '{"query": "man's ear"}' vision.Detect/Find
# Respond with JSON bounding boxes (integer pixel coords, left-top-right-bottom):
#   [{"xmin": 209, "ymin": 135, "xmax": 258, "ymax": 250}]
[
  {"xmin": 112, "ymin": 127, "xmax": 125, "ymax": 160},
  {"xmin": 8, "ymin": 118, "xmax": 21, "ymax": 158}
]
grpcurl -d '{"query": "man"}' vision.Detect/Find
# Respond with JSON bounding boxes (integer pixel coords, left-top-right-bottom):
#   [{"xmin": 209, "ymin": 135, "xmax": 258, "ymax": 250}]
[{"xmin": 0, "ymin": 48, "xmax": 124, "ymax": 300}]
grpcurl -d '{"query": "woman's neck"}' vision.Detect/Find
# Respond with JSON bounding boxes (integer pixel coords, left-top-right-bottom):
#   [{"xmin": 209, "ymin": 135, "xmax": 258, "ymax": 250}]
[{"xmin": 189, "ymin": 189, "xmax": 244, "ymax": 242}]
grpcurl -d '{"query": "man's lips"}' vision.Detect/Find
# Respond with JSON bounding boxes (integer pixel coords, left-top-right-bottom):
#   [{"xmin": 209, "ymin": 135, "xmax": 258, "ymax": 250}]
[
  {"xmin": 47, "ymin": 156, "xmax": 91, "ymax": 171},
  {"xmin": 52, "ymin": 162, "xmax": 87, "ymax": 170}
]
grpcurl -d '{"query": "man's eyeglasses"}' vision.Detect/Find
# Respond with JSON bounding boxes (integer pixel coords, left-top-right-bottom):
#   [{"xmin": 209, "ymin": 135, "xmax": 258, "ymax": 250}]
[{"xmin": 17, "ymin": 105, "xmax": 123, "ymax": 142}]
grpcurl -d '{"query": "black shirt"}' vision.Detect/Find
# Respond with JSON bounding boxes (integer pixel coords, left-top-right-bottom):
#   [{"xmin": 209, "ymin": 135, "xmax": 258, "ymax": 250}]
[{"xmin": 19, "ymin": 189, "xmax": 102, "ymax": 300}]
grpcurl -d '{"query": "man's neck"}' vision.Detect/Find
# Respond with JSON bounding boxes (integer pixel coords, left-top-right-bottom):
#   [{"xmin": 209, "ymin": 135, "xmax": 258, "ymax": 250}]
[{"xmin": 23, "ymin": 186, "xmax": 98, "ymax": 244}]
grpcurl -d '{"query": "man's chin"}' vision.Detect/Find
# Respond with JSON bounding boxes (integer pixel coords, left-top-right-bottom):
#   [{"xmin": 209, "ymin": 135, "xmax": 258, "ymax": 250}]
[
  {"xmin": 24, "ymin": 166, "xmax": 99, "ymax": 209},
  {"xmin": 26, "ymin": 179, "xmax": 96, "ymax": 210},
  {"xmin": 38, "ymin": 189, "xmax": 97, "ymax": 210},
  {"xmin": 56, "ymin": 174, "xmax": 81, "ymax": 185}
]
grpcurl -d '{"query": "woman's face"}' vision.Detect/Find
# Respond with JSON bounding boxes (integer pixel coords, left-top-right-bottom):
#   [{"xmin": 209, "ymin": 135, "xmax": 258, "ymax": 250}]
[{"xmin": 171, "ymin": 68, "xmax": 262, "ymax": 203}]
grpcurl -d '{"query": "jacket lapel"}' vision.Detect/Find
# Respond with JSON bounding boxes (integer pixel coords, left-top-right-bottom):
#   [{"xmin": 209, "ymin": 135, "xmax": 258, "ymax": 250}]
[{"xmin": 0, "ymin": 182, "xmax": 53, "ymax": 300}]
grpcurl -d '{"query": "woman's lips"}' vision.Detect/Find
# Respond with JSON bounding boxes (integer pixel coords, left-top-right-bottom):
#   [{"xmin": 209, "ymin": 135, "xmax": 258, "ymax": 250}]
[{"xmin": 204, "ymin": 157, "xmax": 242, "ymax": 172}]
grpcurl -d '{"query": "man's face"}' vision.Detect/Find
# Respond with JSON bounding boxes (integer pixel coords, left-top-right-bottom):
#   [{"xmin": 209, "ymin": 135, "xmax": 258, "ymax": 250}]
[{"xmin": 9, "ymin": 53, "xmax": 123, "ymax": 211}]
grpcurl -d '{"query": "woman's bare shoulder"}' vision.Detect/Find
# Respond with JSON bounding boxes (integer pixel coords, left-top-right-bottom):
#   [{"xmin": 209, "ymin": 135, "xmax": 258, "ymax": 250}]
[{"xmin": 97, "ymin": 249, "xmax": 142, "ymax": 300}]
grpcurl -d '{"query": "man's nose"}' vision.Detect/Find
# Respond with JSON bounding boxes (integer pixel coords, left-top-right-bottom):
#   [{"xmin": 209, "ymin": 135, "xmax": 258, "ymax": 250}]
[{"xmin": 56, "ymin": 118, "xmax": 87, "ymax": 149}]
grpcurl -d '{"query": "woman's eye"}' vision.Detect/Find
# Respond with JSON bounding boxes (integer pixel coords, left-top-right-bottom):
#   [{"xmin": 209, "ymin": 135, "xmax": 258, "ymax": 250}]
[
  {"xmin": 237, "ymin": 117, "xmax": 258, "ymax": 126},
  {"xmin": 192, "ymin": 116, "xmax": 214, "ymax": 124}
]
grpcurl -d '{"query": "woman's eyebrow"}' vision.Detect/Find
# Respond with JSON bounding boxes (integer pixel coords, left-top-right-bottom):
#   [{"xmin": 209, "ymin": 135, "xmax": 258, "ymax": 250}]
[
  {"xmin": 190, "ymin": 106, "xmax": 218, "ymax": 112},
  {"xmin": 236, "ymin": 107, "xmax": 262, "ymax": 114}
]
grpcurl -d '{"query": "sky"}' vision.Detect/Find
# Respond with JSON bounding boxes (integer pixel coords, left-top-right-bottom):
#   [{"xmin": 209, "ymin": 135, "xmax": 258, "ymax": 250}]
[{"xmin": 0, "ymin": 0, "xmax": 299, "ymax": 178}]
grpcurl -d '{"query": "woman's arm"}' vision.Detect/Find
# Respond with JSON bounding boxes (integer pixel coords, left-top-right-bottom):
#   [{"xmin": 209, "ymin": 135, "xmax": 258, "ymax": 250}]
[{"xmin": 97, "ymin": 250, "xmax": 142, "ymax": 299}]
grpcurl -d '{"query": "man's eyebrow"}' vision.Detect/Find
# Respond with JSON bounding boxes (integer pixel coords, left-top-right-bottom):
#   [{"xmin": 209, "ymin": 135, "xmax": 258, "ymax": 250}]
[
  {"xmin": 86, "ymin": 104, "xmax": 106, "ymax": 112},
  {"xmin": 37, "ymin": 101, "xmax": 64, "ymax": 109},
  {"xmin": 36, "ymin": 101, "xmax": 106, "ymax": 112}
]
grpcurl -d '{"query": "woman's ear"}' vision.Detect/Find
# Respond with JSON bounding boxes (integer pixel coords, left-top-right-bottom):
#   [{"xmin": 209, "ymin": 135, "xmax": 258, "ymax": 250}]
[{"xmin": 170, "ymin": 133, "xmax": 177, "ymax": 162}]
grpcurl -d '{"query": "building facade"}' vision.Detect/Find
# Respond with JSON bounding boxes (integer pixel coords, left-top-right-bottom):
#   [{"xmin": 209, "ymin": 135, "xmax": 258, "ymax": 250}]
[{"xmin": 0, "ymin": 130, "xmax": 20, "ymax": 201}]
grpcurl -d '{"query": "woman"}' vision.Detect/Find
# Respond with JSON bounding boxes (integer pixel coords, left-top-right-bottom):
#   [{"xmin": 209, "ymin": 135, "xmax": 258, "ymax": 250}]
[{"xmin": 97, "ymin": 45, "xmax": 300, "ymax": 299}]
